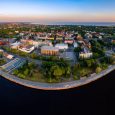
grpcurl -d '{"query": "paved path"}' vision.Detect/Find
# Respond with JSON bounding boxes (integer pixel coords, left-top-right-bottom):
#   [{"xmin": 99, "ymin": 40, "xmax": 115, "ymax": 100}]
[{"xmin": 0, "ymin": 65, "xmax": 115, "ymax": 90}]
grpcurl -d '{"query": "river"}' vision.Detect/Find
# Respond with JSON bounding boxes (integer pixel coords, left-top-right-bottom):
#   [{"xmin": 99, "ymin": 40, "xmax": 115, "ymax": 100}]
[{"xmin": 0, "ymin": 70, "xmax": 115, "ymax": 115}]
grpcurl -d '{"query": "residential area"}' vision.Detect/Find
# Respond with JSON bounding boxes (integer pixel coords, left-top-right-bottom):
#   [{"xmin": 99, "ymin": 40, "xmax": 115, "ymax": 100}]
[{"xmin": 0, "ymin": 23, "xmax": 115, "ymax": 83}]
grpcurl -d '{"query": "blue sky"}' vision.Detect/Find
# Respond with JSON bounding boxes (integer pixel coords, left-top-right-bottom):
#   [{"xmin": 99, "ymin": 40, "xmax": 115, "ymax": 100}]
[{"xmin": 0, "ymin": 0, "xmax": 114, "ymax": 23}]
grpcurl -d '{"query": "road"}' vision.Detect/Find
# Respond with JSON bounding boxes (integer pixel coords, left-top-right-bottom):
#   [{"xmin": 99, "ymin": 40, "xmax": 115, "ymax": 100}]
[{"xmin": 105, "ymin": 50, "xmax": 114, "ymax": 56}]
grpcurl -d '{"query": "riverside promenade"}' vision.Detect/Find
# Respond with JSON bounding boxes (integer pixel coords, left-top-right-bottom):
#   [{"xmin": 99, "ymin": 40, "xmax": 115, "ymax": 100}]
[{"xmin": 0, "ymin": 65, "xmax": 115, "ymax": 90}]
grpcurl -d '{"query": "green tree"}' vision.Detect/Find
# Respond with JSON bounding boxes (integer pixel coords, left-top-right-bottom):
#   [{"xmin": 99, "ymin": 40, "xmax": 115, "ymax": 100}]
[
  {"xmin": 73, "ymin": 75, "xmax": 80, "ymax": 80},
  {"xmin": 30, "ymin": 53, "xmax": 38, "ymax": 59},
  {"xmin": 28, "ymin": 62, "xmax": 36, "ymax": 69},
  {"xmin": 24, "ymin": 69, "xmax": 30, "ymax": 76},
  {"xmin": 95, "ymin": 67, "xmax": 102, "ymax": 73},
  {"xmin": 13, "ymin": 69, "xmax": 19, "ymax": 75},
  {"xmin": 18, "ymin": 73, "xmax": 26, "ymax": 79},
  {"xmin": 86, "ymin": 60, "xmax": 92, "ymax": 68},
  {"xmin": 74, "ymin": 47, "xmax": 82, "ymax": 53},
  {"xmin": 65, "ymin": 66, "xmax": 71, "ymax": 77},
  {"xmin": 51, "ymin": 65, "xmax": 63, "ymax": 79}
]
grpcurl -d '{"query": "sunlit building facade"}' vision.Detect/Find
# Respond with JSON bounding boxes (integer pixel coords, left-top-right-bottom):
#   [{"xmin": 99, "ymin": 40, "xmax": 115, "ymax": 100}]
[{"xmin": 41, "ymin": 46, "xmax": 59, "ymax": 55}]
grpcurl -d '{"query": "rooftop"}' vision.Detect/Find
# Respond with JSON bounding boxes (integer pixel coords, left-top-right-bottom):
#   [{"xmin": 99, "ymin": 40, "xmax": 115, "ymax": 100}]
[
  {"xmin": 41, "ymin": 46, "xmax": 59, "ymax": 51},
  {"xmin": 55, "ymin": 43, "xmax": 68, "ymax": 46}
]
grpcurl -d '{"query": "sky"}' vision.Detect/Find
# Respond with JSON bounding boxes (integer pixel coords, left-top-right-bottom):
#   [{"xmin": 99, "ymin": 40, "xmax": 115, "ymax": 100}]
[{"xmin": 0, "ymin": 0, "xmax": 115, "ymax": 23}]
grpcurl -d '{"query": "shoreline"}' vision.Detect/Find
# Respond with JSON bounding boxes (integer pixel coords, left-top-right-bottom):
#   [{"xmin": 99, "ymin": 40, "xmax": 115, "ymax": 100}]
[{"xmin": 0, "ymin": 65, "xmax": 115, "ymax": 90}]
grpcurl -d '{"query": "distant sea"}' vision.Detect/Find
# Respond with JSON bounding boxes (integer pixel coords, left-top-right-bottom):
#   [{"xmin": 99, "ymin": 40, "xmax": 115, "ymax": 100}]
[
  {"xmin": 0, "ymin": 22, "xmax": 115, "ymax": 26},
  {"xmin": 31, "ymin": 22, "xmax": 115, "ymax": 26}
]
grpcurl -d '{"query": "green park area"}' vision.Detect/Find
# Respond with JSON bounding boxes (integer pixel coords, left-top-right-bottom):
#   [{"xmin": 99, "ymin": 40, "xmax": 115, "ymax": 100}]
[{"xmin": 12, "ymin": 54, "xmax": 115, "ymax": 83}]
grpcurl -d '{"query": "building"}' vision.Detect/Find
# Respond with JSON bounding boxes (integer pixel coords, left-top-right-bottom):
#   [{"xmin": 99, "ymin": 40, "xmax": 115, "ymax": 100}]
[
  {"xmin": 79, "ymin": 46, "xmax": 93, "ymax": 59},
  {"xmin": 8, "ymin": 38, "xmax": 17, "ymax": 44},
  {"xmin": 41, "ymin": 46, "xmax": 59, "ymax": 55},
  {"xmin": 64, "ymin": 40, "xmax": 74, "ymax": 44},
  {"xmin": 79, "ymin": 52, "xmax": 93, "ymax": 59},
  {"xmin": 55, "ymin": 43, "xmax": 68, "ymax": 50},
  {"xmin": 10, "ymin": 42, "xmax": 21, "ymax": 49},
  {"xmin": 6, "ymin": 54, "xmax": 14, "ymax": 59},
  {"xmin": 3, "ymin": 52, "xmax": 14, "ymax": 59},
  {"xmin": 0, "ymin": 49, "xmax": 4, "ymax": 53},
  {"xmin": 112, "ymin": 40, "xmax": 115, "ymax": 44},
  {"xmin": 0, "ymin": 41, "xmax": 6, "ymax": 45},
  {"xmin": 18, "ymin": 45, "xmax": 35, "ymax": 53},
  {"xmin": 73, "ymin": 42, "xmax": 78, "ymax": 48},
  {"xmin": 84, "ymin": 33, "xmax": 92, "ymax": 39},
  {"xmin": 21, "ymin": 39, "xmax": 52, "ymax": 48}
]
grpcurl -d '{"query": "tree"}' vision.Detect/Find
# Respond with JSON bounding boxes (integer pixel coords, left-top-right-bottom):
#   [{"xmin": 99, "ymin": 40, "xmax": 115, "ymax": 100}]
[
  {"xmin": 108, "ymin": 56, "xmax": 115, "ymax": 64},
  {"xmin": 30, "ymin": 53, "xmax": 38, "ymax": 59},
  {"xmin": 79, "ymin": 68, "xmax": 87, "ymax": 77},
  {"xmin": 86, "ymin": 60, "xmax": 92, "ymax": 68},
  {"xmin": 51, "ymin": 65, "xmax": 63, "ymax": 79},
  {"xmin": 93, "ymin": 53, "xmax": 99, "ymax": 58},
  {"xmin": 74, "ymin": 47, "xmax": 82, "ymax": 53},
  {"xmin": 101, "ymin": 63, "xmax": 108, "ymax": 70},
  {"xmin": 0, "ymin": 53, "xmax": 3, "ymax": 58},
  {"xmin": 13, "ymin": 69, "xmax": 19, "ymax": 75},
  {"xmin": 18, "ymin": 73, "xmax": 26, "ymax": 79},
  {"xmin": 73, "ymin": 75, "xmax": 80, "ymax": 80},
  {"xmin": 65, "ymin": 66, "xmax": 71, "ymax": 77},
  {"xmin": 95, "ymin": 67, "xmax": 102, "ymax": 73},
  {"xmin": 61, "ymin": 67, "xmax": 66, "ymax": 75},
  {"xmin": 28, "ymin": 62, "xmax": 36, "ymax": 69},
  {"xmin": 24, "ymin": 69, "xmax": 30, "ymax": 76}
]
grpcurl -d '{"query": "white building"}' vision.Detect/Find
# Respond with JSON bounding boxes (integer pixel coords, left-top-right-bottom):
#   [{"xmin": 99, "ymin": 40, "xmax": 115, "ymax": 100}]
[
  {"xmin": 21, "ymin": 39, "xmax": 52, "ymax": 48},
  {"xmin": 18, "ymin": 45, "xmax": 35, "ymax": 53},
  {"xmin": 55, "ymin": 43, "xmax": 68, "ymax": 50},
  {"xmin": 7, "ymin": 54, "xmax": 14, "ymax": 59},
  {"xmin": 98, "ymin": 35, "xmax": 103, "ymax": 39},
  {"xmin": 79, "ymin": 52, "xmax": 93, "ymax": 59},
  {"xmin": 73, "ymin": 42, "xmax": 78, "ymax": 48},
  {"xmin": 10, "ymin": 42, "xmax": 21, "ymax": 49}
]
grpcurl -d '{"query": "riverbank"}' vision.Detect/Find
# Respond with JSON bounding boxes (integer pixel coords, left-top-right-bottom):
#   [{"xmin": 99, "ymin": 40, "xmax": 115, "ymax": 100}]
[{"xmin": 0, "ymin": 65, "xmax": 115, "ymax": 90}]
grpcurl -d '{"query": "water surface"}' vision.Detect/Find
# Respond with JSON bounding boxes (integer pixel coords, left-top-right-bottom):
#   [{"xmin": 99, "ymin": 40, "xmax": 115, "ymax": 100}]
[{"xmin": 0, "ymin": 70, "xmax": 115, "ymax": 115}]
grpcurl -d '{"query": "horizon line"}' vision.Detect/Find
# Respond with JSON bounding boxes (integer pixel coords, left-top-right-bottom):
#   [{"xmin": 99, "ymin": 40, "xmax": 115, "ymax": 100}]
[{"xmin": 0, "ymin": 21, "xmax": 115, "ymax": 26}]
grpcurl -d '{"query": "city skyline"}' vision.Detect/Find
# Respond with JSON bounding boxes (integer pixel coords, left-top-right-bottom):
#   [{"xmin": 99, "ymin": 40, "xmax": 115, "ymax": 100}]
[{"xmin": 0, "ymin": 0, "xmax": 115, "ymax": 24}]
